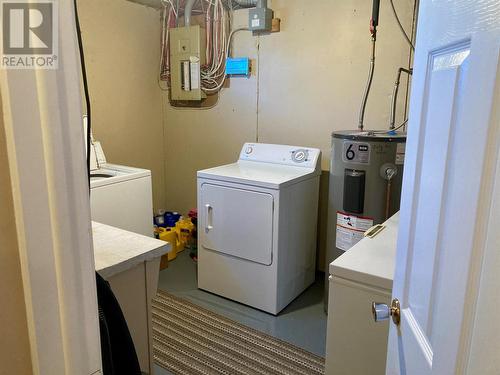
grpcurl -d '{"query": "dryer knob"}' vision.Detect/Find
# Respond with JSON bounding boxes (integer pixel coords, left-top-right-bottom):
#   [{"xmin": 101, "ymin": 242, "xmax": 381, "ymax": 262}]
[{"xmin": 292, "ymin": 149, "xmax": 308, "ymax": 163}]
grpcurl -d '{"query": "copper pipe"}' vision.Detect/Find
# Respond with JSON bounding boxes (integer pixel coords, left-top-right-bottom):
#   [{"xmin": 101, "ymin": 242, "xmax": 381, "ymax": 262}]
[{"xmin": 385, "ymin": 179, "xmax": 392, "ymax": 220}]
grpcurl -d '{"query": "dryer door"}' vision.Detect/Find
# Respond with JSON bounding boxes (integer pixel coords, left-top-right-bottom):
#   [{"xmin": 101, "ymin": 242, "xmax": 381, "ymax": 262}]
[{"xmin": 200, "ymin": 183, "xmax": 274, "ymax": 265}]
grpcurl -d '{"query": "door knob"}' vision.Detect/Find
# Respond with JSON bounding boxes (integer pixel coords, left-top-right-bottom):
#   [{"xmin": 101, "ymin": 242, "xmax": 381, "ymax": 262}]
[{"xmin": 372, "ymin": 298, "xmax": 400, "ymax": 325}]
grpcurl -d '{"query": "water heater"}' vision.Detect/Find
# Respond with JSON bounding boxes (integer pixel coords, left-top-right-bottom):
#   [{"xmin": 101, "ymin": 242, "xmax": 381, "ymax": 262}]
[{"xmin": 324, "ymin": 130, "xmax": 406, "ymax": 308}]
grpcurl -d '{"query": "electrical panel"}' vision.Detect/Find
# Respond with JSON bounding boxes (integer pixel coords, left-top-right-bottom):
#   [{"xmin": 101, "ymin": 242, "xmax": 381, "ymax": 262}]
[{"xmin": 169, "ymin": 25, "xmax": 206, "ymax": 101}]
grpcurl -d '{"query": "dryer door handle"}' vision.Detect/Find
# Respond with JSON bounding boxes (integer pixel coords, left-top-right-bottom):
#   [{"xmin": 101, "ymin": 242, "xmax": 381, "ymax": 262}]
[{"xmin": 205, "ymin": 204, "xmax": 213, "ymax": 232}]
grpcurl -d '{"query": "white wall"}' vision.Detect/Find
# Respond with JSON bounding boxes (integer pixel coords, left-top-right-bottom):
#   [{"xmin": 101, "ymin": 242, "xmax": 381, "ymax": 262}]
[
  {"xmin": 80, "ymin": 0, "xmax": 166, "ymax": 210},
  {"xmin": 163, "ymin": 0, "xmax": 416, "ymax": 270},
  {"xmin": 82, "ymin": 0, "xmax": 415, "ymax": 270},
  {"xmin": 258, "ymin": 0, "xmax": 414, "ymax": 165}
]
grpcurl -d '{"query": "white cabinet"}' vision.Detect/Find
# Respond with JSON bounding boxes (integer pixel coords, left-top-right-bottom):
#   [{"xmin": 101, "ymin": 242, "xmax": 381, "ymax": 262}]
[
  {"xmin": 326, "ymin": 276, "xmax": 391, "ymax": 374},
  {"xmin": 325, "ymin": 213, "xmax": 398, "ymax": 374}
]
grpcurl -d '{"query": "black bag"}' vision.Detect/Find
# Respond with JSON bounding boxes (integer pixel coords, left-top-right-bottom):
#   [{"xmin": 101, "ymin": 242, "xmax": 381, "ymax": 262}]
[{"xmin": 95, "ymin": 272, "xmax": 142, "ymax": 375}]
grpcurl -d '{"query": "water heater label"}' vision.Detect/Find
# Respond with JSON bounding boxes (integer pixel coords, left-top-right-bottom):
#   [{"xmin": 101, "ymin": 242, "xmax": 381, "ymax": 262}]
[
  {"xmin": 342, "ymin": 141, "xmax": 371, "ymax": 164},
  {"xmin": 336, "ymin": 211, "xmax": 374, "ymax": 252}
]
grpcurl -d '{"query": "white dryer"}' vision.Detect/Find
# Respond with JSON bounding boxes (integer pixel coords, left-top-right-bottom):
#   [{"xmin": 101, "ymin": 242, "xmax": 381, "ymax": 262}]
[{"xmin": 197, "ymin": 143, "xmax": 321, "ymax": 314}]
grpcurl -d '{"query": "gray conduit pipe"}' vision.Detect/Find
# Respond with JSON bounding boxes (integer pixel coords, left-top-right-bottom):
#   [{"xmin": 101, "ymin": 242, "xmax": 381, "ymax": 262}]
[
  {"xmin": 233, "ymin": 0, "xmax": 257, "ymax": 8},
  {"xmin": 184, "ymin": 0, "xmax": 197, "ymax": 26},
  {"xmin": 358, "ymin": 0, "xmax": 380, "ymax": 131}
]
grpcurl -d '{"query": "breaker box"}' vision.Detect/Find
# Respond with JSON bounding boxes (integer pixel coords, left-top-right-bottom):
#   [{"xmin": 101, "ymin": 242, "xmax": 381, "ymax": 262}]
[{"xmin": 169, "ymin": 25, "xmax": 206, "ymax": 101}]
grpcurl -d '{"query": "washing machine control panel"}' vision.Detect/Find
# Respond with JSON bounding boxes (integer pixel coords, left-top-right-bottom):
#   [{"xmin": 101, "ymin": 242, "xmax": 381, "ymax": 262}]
[{"xmin": 239, "ymin": 143, "xmax": 320, "ymax": 169}]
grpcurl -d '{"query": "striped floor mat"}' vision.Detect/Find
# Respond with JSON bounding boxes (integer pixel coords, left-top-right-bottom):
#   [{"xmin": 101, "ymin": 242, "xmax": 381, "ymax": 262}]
[{"xmin": 152, "ymin": 290, "xmax": 325, "ymax": 375}]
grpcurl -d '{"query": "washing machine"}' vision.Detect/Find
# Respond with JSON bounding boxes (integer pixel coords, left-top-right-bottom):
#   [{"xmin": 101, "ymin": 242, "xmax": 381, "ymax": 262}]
[
  {"xmin": 90, "ymin": 164, "xmax": 153, "ymax": 237},
  {"xmin": 197, "ymin": 143, "xmax": 321, "ymax": 314}
]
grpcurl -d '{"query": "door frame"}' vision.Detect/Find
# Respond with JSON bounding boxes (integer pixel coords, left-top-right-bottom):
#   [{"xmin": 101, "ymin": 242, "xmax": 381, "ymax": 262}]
[
  {"xmin": 0, "ymin": 1, "xmax": 102, "ymax": 374},
  {"xmin": 459, "ymin": 64, "xmax": 500, "ymax": 372}
]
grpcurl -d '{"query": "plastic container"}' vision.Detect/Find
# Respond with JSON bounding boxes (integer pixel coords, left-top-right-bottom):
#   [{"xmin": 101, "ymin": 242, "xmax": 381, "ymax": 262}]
[
  {"xmin": 154, "ymin": 214, "xmax": 167, "ymax": 228},
  {"xmin": 158, "ymin": 227, "xmax": 178, "ymax": 261},
  {"xmin": 164, "ymin": 211, "xmax": 181, "ymax": 227},
  {"xmin": 175, "ymin": 218, "xmax": 195, "ymax": 251}
]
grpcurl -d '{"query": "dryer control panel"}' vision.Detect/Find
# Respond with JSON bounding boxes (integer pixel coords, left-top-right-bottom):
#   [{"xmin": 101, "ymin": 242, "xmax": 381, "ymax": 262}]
[{"xmin": 239, "ymin": 143, "xmax": 321, "ymax": 170}]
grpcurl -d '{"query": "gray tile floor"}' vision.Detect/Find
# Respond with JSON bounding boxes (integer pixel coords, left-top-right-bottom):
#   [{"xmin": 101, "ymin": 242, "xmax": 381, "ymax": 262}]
[{"xmin": 154, "ymin": 250, "xmax": 327, "ymax": 375}]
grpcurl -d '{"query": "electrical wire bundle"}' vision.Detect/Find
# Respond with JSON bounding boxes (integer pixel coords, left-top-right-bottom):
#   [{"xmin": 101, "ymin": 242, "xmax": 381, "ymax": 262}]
[
  {"xmin": 159, "ymin": 0, "xmax": 244, "ymax": 95},
  {"xmin": 200, "ymin": 0, "xmax": 229, "ymax": 93},
  {"xmin": 159, "ymin": 0, "xmax": 178, "ymax": 87}
]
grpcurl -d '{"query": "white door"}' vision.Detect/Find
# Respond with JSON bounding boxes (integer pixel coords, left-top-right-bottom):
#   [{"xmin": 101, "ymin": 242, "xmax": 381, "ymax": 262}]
[
  {"xmin": 200, "ymin": 183, "xmax": 274, "ymax": 265},
  {"xmin": 384, "ymin": 1, "xmax": 500, "ymax": 374}
]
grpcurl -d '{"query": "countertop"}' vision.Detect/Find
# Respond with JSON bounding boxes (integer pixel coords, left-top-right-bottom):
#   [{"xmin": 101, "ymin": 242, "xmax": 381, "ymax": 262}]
[
  {"xmin": 93, "ymin": 221, "xmax": 171, "ymax": 278},
  {"xmin": 329, "ymin": 212, "xmax": 399, "ymax": 290}
]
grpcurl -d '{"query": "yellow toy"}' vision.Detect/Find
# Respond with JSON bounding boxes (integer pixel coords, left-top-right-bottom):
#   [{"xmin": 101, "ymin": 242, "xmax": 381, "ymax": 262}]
[
  {"xmin": 175, "ymin": 218, "xmax": 195, "ymax": 251},
  {"xmin": 158, "ymin": 228, "xmax": 178, "ymax": 261}
]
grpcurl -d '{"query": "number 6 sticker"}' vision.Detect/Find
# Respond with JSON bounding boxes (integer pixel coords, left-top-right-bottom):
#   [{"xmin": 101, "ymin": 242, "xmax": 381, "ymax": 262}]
[
  {"xmin": 342, "ymin": 141, "xmax": 371, "ymax": 164},
  {"xmin": 345, "ymin": 144, "xmax": 355, "ymax": 160}
]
